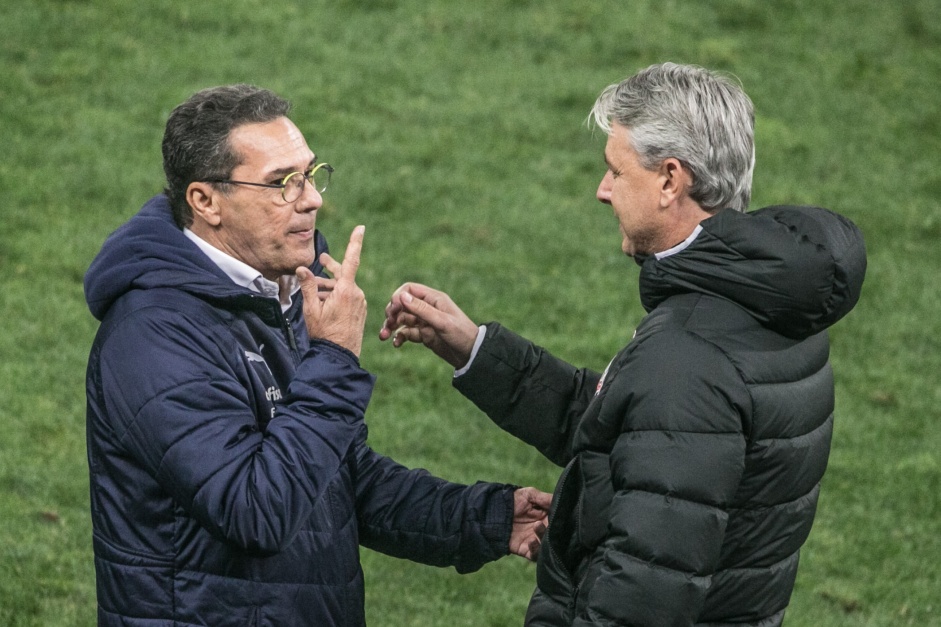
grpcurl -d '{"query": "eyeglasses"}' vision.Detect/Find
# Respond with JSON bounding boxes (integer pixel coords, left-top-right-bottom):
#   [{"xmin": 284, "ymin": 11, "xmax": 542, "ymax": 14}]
[{"xmin": 204, "ymin": 162, "xmax": 334, "ymax": 203}]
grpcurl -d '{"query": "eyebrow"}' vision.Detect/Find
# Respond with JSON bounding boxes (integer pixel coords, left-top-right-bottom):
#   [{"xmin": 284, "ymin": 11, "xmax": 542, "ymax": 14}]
[{"xmin": 266, "ymin": 156, "xmax": 318, "ymax": 180}]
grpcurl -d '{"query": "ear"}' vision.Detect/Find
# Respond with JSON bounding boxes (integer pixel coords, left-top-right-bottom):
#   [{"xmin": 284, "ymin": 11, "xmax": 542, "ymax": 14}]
[
  {"xmin": 657, "ymin": 158, "xmax": 691, "ymax": 208},
  {"xmin": 186, "ymin": 182, "xmax": 223, "ymax": 227}
]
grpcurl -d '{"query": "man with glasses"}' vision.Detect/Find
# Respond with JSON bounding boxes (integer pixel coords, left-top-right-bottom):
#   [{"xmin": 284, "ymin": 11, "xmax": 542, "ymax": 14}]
[{"xmin": 84, "ymin": 84, "xmax": 550, "ymax": 626}]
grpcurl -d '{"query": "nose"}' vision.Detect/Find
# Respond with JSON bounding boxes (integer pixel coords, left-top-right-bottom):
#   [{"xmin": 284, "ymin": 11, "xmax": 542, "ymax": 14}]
[
  {"xmin": 596, "ymin": 171, "xmax": 613, "ymax": 204},
  {"xmin": 296, "ymin": 180, "xmax": 323, "ymax": 212}
]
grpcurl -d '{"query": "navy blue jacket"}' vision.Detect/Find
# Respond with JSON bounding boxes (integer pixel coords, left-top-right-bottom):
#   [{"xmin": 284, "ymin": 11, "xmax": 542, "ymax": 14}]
[{"xmin": 84, "ymin": 195, "xmax": 515, "ymax": 626}]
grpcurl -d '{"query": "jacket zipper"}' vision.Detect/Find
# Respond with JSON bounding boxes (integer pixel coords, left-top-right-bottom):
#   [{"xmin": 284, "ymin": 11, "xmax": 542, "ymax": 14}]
[
  {"xmin": 546, "ymin": 458, "xmax": 582, "ymax": 611},
  {"xmin": 283, "ymin": 316, "xmax": 298, "ymax": 352},
  {"xmin": 255, "ymin": 294, "xmax": 301, "ymax": 365},
  {"xmin": 570, "ymin": 488, "xmax": 586, "ymax": 610},
  {"xmin": 283, "ymin": 315, "xmax": 300, "ymax": 365}
]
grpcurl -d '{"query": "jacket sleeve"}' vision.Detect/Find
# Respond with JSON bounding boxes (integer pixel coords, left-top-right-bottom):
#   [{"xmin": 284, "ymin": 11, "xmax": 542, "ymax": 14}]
[
  {"xmin": 95, "ymin": 304, "xmax": 375, "ymax": 556},
  {"xmin": 353, "ymin": 441, "xmax": 515, "ymax": 573},
  {"xmin": 453, "ymin": 323, "xmax": 601, "ymax": 466},
  {"xmin": 575, "ymin": 330, "xmax": 750, "ymax": 626}
]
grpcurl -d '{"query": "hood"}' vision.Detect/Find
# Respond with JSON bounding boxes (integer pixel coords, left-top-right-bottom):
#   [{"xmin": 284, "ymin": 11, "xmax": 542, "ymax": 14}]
[
  {"xmin": 639, "ymin": 205, "xmax": 867, "ymax": 339},
  {"xmin": 84, "ymin": 195, "xmax": 326, "ymax": 321}
]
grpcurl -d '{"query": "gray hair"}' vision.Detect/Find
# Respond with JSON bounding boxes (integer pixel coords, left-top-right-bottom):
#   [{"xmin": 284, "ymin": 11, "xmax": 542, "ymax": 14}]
[
  {"xmin": 589, "ymin": 63, "xmax": 755, "ymax": 212},
  {"xmin": 162, "ymin": 84, "xmax": 292, "ymax": 227}
]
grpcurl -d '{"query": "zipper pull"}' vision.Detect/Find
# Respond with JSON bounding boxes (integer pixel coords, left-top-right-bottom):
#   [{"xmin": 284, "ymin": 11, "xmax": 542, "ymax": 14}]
[{"xmin": 284, "ymin": 317, "xmax": 298, "ymax": 352}]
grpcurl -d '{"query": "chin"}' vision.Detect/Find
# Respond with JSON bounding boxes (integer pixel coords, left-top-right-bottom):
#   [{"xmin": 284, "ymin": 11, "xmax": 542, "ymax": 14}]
[{"xmin": 294, "ymin": 249, "xmax": 317, "ymax": 269}]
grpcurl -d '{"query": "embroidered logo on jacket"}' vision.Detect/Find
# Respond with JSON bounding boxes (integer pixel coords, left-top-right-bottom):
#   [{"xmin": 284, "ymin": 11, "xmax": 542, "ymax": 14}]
[
  {"xmin": 244, "ymin": 347, "xmax": 274, "ymax": 377},
  {"xmin": 595, "ymin": 329, "xmax": 636, "ymax": 397},
  {"xmin": 595, "ymin": 360, "xmax": 613, "ymax": 396}
]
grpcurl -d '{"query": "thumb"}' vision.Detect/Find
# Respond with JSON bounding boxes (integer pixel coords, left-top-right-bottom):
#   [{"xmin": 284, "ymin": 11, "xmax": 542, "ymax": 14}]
[
  {"xmin": 533, "ymin": 490, "xmax": 552, "ymax": 510},
  {"xmin": 296, "ymin": 267, "xmax": 321, "ymax": 306},
  {"xmin": 400, "ymin": 291, "xmax": 449, "ymax": 330},
  {"xmin": 519, "ymin": 487, "xmax": 552, "ymax": 510}
]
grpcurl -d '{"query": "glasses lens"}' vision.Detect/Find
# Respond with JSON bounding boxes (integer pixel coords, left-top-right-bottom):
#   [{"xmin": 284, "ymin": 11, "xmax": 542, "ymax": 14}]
[
  {"xmin": 280, "ymin": 172, "xmax": 305, "ymax": 203},
  {"xmin": 311, "ymin": 164, "xmax": 332, "ymax": 193}
]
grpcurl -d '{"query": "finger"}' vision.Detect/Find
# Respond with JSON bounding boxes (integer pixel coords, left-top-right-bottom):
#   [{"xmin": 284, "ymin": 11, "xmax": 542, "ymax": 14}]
[
  {"xmin": 296, "ymin": 266, "xmax": 318, "ymax": 297},
  {"xmin": 528, "ymin": 538, "xmax": 540, "ymax": 561},
  {"xmin": 519, "ymin": 531, "xmax": 541, "ymax": 562},
  {"xmin": 390, "ymin": 283, "xmax": 413, "ymax": 299},
  {"xmin": 532, "ymin": 490, "xmax": 553, "ymax": 510},
  {"xmin": 379, "ymin": 300, "xmax": 405, "ymax": 340},
  {"xmin": 398, "ymin": 291, "xmax": 451, "ymax": 330},
  {"xmin": 313, "ymin": 277, "xmax": 335, "ymax": 299},
  {"xmin": 534, "ymin": 521, "xmax": 547, "ymax": 539},
  {"xmin": 392, "ymin": 312, "xmax": 420, "ymax": 328},
  {"xmin": 380, "ymin": 283, "xmax": 431, "ymax": 325},
  {"xmin": 386, "ymin": 283, "xmax": 440, "ymax": 315},
  {"xmin": 520, "ymin": 487, "xmax": 553, "ymax": 511},
  {"xmin": 391, "ymin": 312, "xmax": 428, "ymax": 344},
  {"xmin": 385, "ymin": 288, "xmax": 412, "ymax": 316},
  {"xmin": 319, "ymin": 251, "xmax": 342, "ymax": 278},
  {"xmin": 379, "ymin": 309, "xmax": 414, "ymax": 341},
  {"xmin": 383, "ymin": 285, "xmax": 417, "ymax": 320},
  {"xmin": 338, "ymin": 225, "xmax": 365, "ymax": 282},
  {"xmin": 397, "ymin": 282, "xmax": 439, "ymax": 303},
  {"xmin": 296, "ymin": 267, "xmax": 323, "ymax": 312},
  {"xmin": 384, "ymin": 300, "xmax": 402, "ymax": 320},
  {"xmin": 391, "ymin": 324, "xmax": 424, "ymax": 348}
]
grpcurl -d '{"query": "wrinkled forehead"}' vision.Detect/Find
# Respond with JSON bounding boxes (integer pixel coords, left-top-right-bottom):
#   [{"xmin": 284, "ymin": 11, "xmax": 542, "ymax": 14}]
[{"xmin": 228, "ymin": 117, "xmax": 316, "ymax": 175}]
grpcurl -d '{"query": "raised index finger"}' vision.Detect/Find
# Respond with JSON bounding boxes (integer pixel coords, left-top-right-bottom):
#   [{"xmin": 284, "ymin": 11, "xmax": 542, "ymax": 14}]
[{"xmin": 338, "ymin": 225, "xmax": 365, "ymax": 282}]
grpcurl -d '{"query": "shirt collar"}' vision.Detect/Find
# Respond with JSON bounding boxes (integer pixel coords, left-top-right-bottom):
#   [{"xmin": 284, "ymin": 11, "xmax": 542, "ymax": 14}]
[
  {"xmin": 655, "ymin": 224, "xmax": 703, "ymax": 260},
  {"xmin": 184, "ymin": 228, "xmax": 299, "ymax": 312}
]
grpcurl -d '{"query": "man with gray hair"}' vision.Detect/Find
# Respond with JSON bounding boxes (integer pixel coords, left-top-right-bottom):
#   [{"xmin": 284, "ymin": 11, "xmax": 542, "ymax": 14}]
[{"xmin": 380, "ymin": 63, "xmax": 867, "ymax": 625}]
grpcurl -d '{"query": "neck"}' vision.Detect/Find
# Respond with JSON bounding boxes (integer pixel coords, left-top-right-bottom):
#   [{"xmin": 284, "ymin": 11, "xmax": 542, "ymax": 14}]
[{"xmin": 656, "ymin": 198, "xmax": 712, "ymax": 253}]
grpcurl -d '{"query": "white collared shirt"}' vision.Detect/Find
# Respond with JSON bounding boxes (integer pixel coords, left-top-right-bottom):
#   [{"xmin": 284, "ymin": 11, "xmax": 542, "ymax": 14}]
[
  {"xmin": 184, "ymin": 229, "xmax": 300, "ymax": 312},
  {"xmin": 655, "ymin": 224, "xmax": 703, "ymax": 260}
]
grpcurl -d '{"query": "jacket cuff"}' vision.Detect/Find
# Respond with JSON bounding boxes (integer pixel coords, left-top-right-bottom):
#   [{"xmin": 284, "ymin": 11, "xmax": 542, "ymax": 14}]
[
  {"xmin": 292, "ymin": 339, "xmax": 376, "ymax": 417},
  {"xmin": 306, "ymin": 338, "xmax": 362, "ymax": 366},
  {"xmin": 455, "ymin": 482, "xmax": 516, "ymax": 573},
  {"xmin": 451, "ymin": 322, "xmax": 528, "ymax": 410},
  {"xmin": 453, "ymin": 325, "xmax": 488, "ymax": 377},
  {"xmin": 489, "ymin": 483, "xmax": 516, "ymax": 554}
]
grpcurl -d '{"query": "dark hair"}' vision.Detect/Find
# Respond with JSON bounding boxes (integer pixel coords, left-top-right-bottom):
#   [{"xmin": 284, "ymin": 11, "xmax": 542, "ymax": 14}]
[{"xmin": 161, "ymin": 84, "xmax": 291, "ymax": 227}]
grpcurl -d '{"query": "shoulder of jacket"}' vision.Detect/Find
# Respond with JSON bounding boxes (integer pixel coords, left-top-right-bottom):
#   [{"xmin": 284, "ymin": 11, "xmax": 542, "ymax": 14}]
[
  {"xmin": 123, "ymin": 286, "xmax": 227, "ymax": 318},
  {"xmin": 618, "ymin": 311, "xmax": 751, "ymax": 407},
  {"xmin": 97, "ymin": 287, "xmax": 243, "ymax": 349}
]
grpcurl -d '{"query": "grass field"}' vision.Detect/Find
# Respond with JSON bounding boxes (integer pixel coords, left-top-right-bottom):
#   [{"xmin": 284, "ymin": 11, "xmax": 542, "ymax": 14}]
[{"xmin": 1, "ymin": 0, "xmax": 940, "ymax": 624}]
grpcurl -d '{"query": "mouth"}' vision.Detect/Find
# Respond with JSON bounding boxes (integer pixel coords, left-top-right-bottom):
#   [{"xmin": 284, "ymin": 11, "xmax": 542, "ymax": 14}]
[{"xmin": 288, "ymin": 226, "xmax": 314, "ymax": 240}]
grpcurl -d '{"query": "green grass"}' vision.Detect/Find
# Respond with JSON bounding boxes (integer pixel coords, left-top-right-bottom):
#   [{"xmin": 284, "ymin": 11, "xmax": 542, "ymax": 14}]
[{"xmin": 2, "ymin": 0, "xmax": 940, "ymax": 624}]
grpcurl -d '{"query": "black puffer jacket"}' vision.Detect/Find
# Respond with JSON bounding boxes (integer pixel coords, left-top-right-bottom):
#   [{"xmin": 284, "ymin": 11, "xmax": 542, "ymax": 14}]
[
  {"xmin": 84, "ymin": 195, "xmax": 516, "ymax": 626},
  {"xmin": 454, "ymin": 206, "xmax": 866, "ymax": 626}
]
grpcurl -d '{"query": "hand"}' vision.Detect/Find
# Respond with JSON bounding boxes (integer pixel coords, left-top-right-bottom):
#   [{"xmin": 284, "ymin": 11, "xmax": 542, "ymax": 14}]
[
  {"xmin": 298, "ymin": 225, "xmax": 367, "ymax": 357},
  {"xmin": 509, "ymin": 487, "xmax": 551, "ymax": 561},
  {"xmin": 378, "ymin": 283, "xmax": 479, "ymax": 369}
]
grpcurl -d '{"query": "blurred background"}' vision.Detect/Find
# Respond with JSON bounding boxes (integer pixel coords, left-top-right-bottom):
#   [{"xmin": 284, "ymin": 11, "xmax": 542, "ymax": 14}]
[{"xmin": 1, "ymin": 0, "xmax": 939, "ymax": 624}]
